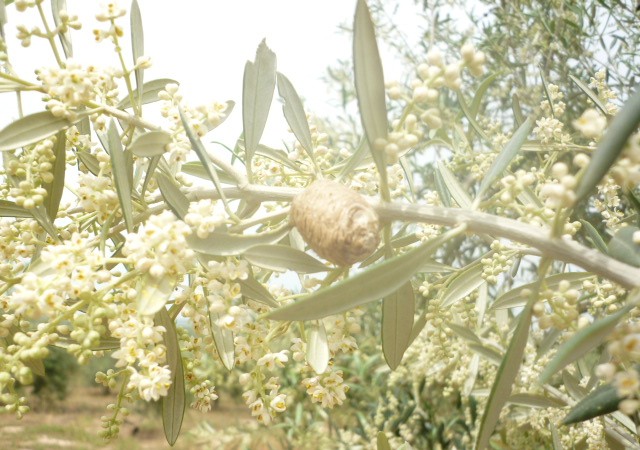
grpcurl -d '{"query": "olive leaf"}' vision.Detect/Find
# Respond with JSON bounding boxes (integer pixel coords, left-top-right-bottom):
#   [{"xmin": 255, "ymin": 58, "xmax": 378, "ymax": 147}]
[
  {"xmin": 117, "ymin": 78, "xmax": 178, "ymax": 109},
  {"xmin": 156, "ymin": 172, "xmax": 189, "ymax": 219},
  {"xmin": 0, "ymin": 199, "xmax": 31, "ymax": 218},
  {"xmin": 266, "ymin": 227, "xmax": 462, "ymax": 321},
  {"xmin": 239, "ymin": 275, "xmax": 279, "ymax": 308},
  {"xmin": 277, "ymin": 72, "xmax": 313, "ymax": 157},
  {"xmin": 244, "ymin": 244, "xmax": 328, "ymax": 273},
  {"xmin": 491, "ymin": 272, "xmax": 592, "ymax": 310},
  {"xmin": 353, "ymin": 0, "xmax": 389, "ymax": 178},
  {"xmin": 575, "ymin": 88, "xmax": 640, "ymax": 203},
  {"xmin": 440, "ymin": 260, "xmax": 486, "ymax": 308},
  {"xmin": 580, "ymin": 219, "xmax": 608, "ymax": 254},
  {"xmin": 42, "ymin": 130, "xmax": 66, "ymax": 221},
  {"xmin": 106, "ymin": 120, "xmax": 134, "ymax": 232},
  {"xmin": 209, "ymin": 311, "xmax": 235, "ymax": 371},
  {"xmin": 128, "ymin": 130, "xmax": 171, "ymax": 157},
  {"xmin": 130, "ymin": 0, "xmax": 144, "ymax": 104},
  {"xmin": 306, "ymin": 320, "xmax": 329, "ymax": 374},
  {"xmin": 377, "ymin": 431, "xmax": 392, "ymax": 450},
  {"xmin": 569, "ymin": 73, "xmax": 609, "ymax": 116},
  {"xmin": 608, "ymin": 226, "xmax": 640, "ymax": 267},
  {"xmin": 382, "ymin": 282, "xmax": 415, "ymax": 370},
  {"xmin": 436, "ymin": 160, "xmax": 472, "ymax": 208},
  {"xmin": 562, "ymin": 383, "xmax": 622, "ymax": 425},
  {"xmin": 475, "ymin": 116, "xmax": 534, "ymax": 203},
  {"xmin": 51, "ymin": 0, "xmax": 72, "ymax": 58},
  {"xmin": 243, "ymin": 39, "xmax": 277, "ymax": 177},
  {"xmin": 155, "ymin": 308, "xmax": 185, "ymax": 446},
  {"xmin": 187, "ymin": 226, "xmax": 290, "ymax": 257},
  {"xmin": 136, "ymin": 273, "xmax": 174, "ymax": 316},
  {"xmin": 475, "ymin": 291, "xmax": 536, "ymax": 450},
  {"xmin": 0, "ymin": 111, "xmax": 75, "ymax": 151},
  {"xmin": 539, "ymin": 304, "xmax": 633, "ymax": 384}
]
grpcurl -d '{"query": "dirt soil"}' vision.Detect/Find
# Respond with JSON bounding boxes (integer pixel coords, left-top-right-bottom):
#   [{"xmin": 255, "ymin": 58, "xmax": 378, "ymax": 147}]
[{"xmin": 1, "ymin": 385, "xmax": 256, "ymax": 450}]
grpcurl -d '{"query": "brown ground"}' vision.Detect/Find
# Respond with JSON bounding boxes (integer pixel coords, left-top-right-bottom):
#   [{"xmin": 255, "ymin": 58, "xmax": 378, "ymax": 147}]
[{"xmin": 0, "ymin": 385, "xmax": 260, "ymax": 450}]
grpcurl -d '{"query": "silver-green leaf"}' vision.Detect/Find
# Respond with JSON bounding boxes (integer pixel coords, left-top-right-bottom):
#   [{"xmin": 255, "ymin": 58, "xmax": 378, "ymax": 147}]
[
  {"xmin": 575, "ymin": 88, "xmax": 640, "ymax": 202},
  {"xmin": 187, "ymin": 226, "xmax": 290, "ymax": 257},
  {"xmin": 353, "ymin": 0, "xmax": 389, "ymax": 176},
  {"xmin": 440, "ymin": 260, "xmax": 486, "ymax": 308},
  {"xmin": 42, "ymin": 130, "xmax": 66, "ymax": 220},
  {"xmin": 277, "ymin": 72, "xmax": 313, "ymax": 157},
  {"xmin": 382, "ymin": 282, "xmax": 415, "ymax": 370},
  {"xmin": 306, "ymin": 320, "xmax": 329, "ymax": 374},
  {"xmin": 0, "ymin": 111, "xmax": 74, "ymax": 151},
  {"xmin": 243, "ymin": 39, "xmax": 277, "ymax": 176},
  {"xmin": 129, "ymin": 130, "xmax": 171, "ymax": 157},
  {"xmin": 209, "ymin": 311, "xmax": 235, "ymax": 371},
  {"xmin": 155, "ymin": 308, "xmax": 185, "ymax": 446},
  {"xmin": 106, "ymin": 121, "xmax": 134, "ymax": 232},
  {"xmin": 244, "ymin": 244, "xmax": 328, "ymax": 273},
  {"xmin": 539, "ymin": 304, "xmax": 633, "ymax": 384},
  {"xmin": 266, "ymin": 227, "xmax": 461, "ymax": 321}
]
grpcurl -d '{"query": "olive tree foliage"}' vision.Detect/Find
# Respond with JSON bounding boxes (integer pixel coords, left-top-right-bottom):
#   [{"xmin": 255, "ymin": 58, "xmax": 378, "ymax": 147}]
[{"xmin": 1, "ymin": 0, "xmax": 640, "ymax": 449}]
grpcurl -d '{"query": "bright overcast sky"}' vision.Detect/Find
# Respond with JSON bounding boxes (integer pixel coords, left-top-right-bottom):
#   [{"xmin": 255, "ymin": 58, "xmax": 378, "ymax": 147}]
[{"xmin": 3, "ymin": 0, "xmax": 366, "ymax": 146}]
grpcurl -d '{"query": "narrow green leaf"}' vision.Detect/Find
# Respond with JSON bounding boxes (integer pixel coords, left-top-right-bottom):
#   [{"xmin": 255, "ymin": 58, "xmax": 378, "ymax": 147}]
[
  {"xmin": 457, "ymin": 91, "xmax": 491, "ymax": 142},
  {"xmin": 256, "ymin": 144, "xmax": 300, "ymax": 171},
  {"xmin": 243, "ymin": 39, "xmax": 277, "ymax": 175},
  {"xmin": 51, "ymin": 0, "xmax": 72, "ymax": 57},
  {"xmin": 156, "ymin": 172, "xmax": 189, "ymax": 219},
  {"xmin": 382, "ymin": 282, "xmax": 415, "ymax": 370},
  {"xmin": 136, "ymin": 273, "xmax": 174, "ymax": 316},
  {"xmin": 440, "ymin": 260, "xmax": 486, "ymax": 308},
  {"xmin": 551, "ymin": 423, "xmax": 563, "ymax": 450},
  {"xmin": 77, "ymin": 151, "xmax": 100, "ymax": 176},
  {"xmin": 180, "ymin": 161, "xmax": 237, "ymax": 185},
  {"xmin": 447, "ymin": 322, "xmax": 482, "ymax": 345},
  {"xmin": 0, "ymin": 0, "xmax": 6, "ymax": 39},
  {"xmin": 608, "ymin": 226, "xmax": 640, "ymax": 267},
  {"xmin": 377, "ymin": 431, "xmax": 392, "ymax": 450},
  {"xmin": 23, "ymin": 356, "xmax": 45, "ymax": 377},
  {"xmin": 179, "ymin": 108, "xmax": 234, "ymax": 218},
  {"xmin": 512, "ymin": 94, "xmax": 525, "ymax": 126},
  {"xmin": 244, "ymin": 244, "xmax": 329, "ymax": 273},
  {"xmin": 437, "ymin": 160, "xmax": 472, "ymax": 208},
  {"xmin": 209, "ymin": 311, "xmax": 235, "ymax": 371},
  {"xmin": 266, "ymin": 227, "xmax": 462, "ymax": 321},
  {"xmin": 575, "ymin": 88, "xmax": 640, "ymax": 202},
  {"xmin": 130, "ymin": 0, "xmax": 144, "ymax": 104},
  {"xmin": 539, "ymin": 68, "xmax": 556, "ymax": 119},
  {"xmin": 277, "ymin": 72, "xmax": 313, "ymax": 156},
  {"xmin": 155, "ymin": 308, "xmax": 185, "ymax": 446},
  {"xmin": 117, "ymin": 78, "xmax": 178, "ymax": 109},
  {"xmin": 140, "ymin": 154, "xmax": 160, "ymax": 197},
  {"xmin": 29, "ymin": 205, "xmax": 58, "ymax": 240},
  {"xmin": 468, "ymin": 343, "xmax": 503, "ymax": 365},
  {"xmin": 434, "ymin": 167, "xmax": 451, "ymax": 207},
  {"xmin": 337, "ymin": 139, "xmax": 370, "ymax": 181},
  {"xmin": 562, "ymin": 371, "xmax": 586, "ymax": 400},
  {"xmin": 539, "ymin": 304, "xmax": 633, "ymax": 383},
  {"xmin": 562, "ymin": 383, "xmax": 622, "ymax": 425},
  {"xmin": 0, "ymin": 111, "xmax": 74, "ymax": 151},
  {"xmin": 469, "ymin": 72, "xmax": 501, "ymax": 119},
  {"xmin": 508, "ymin": 393, "xmax": 566, "ymax": 408},
  {"xmin": 353, "ymin": 0, "xmax": 389, "ymax": 177},
  {"xmin": 476, "ymin": 293, "xmax": 536, "ymax": 450},
  {"xmin": 569, "ymin": 73, "xmax": 609, "ymax": 116},
  {"xmin": 476, "ymin": 117, "xmax": 534, "ymax": 202},
  {"xmin": 42, "ymin": 130, "xmax": 66, "ymax": 220},
  {"xmin": 306, "ymin": 320, "xmax": 329, "ymax": 374},
  {"xmin": 0, "ymin": 199, "xmax": 31, "ymax": 218},
  {"xmin": 128, "ymin": 130, "xmax": 170, "ymax": 157},
  {"xmin": 491, "ymin": 272, "xmax": 592, "ymax": 310},
  {"xmin": 580, "ymin": 219, "xmax": 608, "ymax": 253},
  {"xmin": 239, "ymin": 275, "xmax": 279, "ymax": 308},
  {"xmin": 106, "ymin": 121, "xmax": 134, "ymax": 232},
  {"xmin": 187, "ymin": 226, "xmax": 290, "ymax": 257}
]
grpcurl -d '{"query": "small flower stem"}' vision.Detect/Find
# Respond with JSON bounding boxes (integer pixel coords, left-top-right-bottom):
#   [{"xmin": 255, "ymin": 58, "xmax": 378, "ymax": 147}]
[{"xmin": 36, "ymin": 2, "xmax": 64, "ymax": 67}]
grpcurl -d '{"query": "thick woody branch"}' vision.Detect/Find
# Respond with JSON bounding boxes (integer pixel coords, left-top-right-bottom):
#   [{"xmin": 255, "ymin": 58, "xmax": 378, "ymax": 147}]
[{"xmin": 118, "ymin": 183, "xmax": 640, "ymax": 289}]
